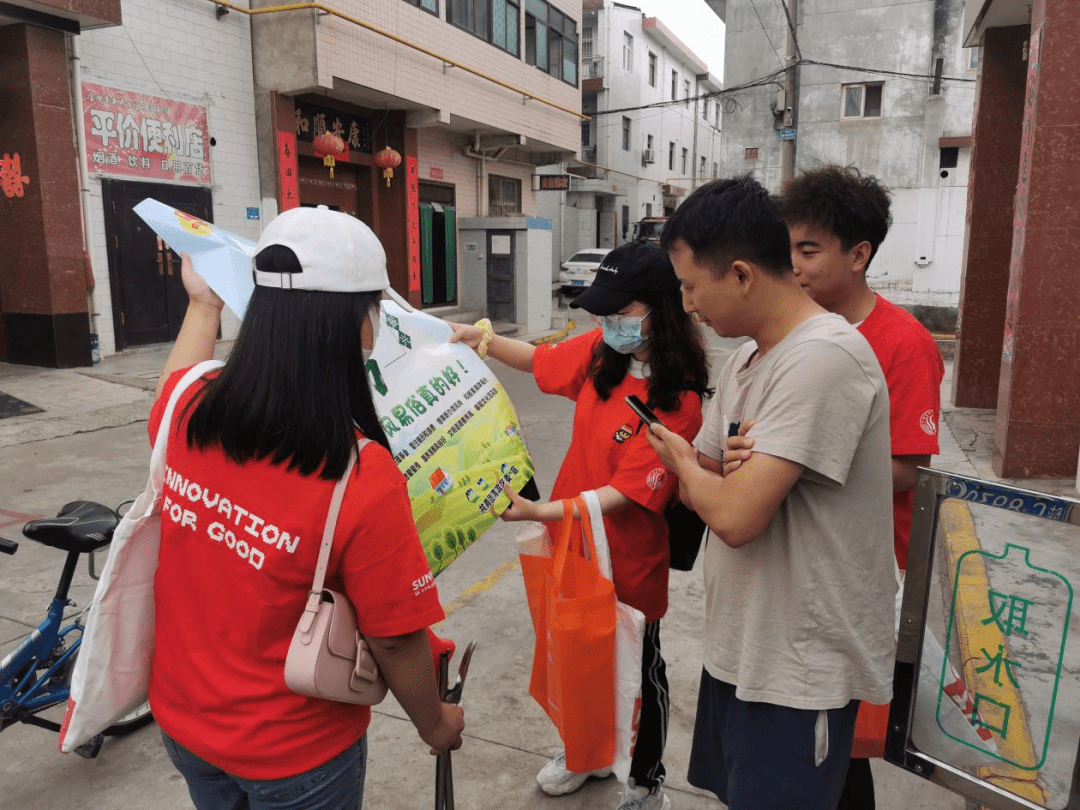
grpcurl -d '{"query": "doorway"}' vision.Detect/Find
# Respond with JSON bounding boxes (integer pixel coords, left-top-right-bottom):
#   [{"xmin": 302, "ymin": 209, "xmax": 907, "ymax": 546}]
[
  {"xmin": 419, "ymin": 181, "xmax": 457, "ymax": 307},
  {"xmin": 299, "ymin": 159, "xmax": 371, "ymax": 224},
  {"xmin": 486, "ymin": 231, "xmax": 515, "ymax": 322},
  {"xmin": 102, "ymin": 180, "xmax": 213, "ymax": 350}
]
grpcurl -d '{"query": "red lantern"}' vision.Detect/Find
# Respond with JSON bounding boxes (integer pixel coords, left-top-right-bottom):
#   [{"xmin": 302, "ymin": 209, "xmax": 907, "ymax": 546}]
[
  {"xmin": 313, "ymin": 132, "xmax": 347, "ymax": 178},
  {"xmin": 374, "ymin": 145, "xmax": 402, "ymax": 188}
]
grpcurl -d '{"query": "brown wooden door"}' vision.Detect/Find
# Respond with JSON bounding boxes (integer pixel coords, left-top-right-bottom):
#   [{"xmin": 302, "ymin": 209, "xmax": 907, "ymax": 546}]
[
  {"xmin": 299, "ymin": 159, "xmax": 372, "ymax": 224},
  {"xmin": 102, "ymin": 180, "xmax": 213, "ymax": 350}
]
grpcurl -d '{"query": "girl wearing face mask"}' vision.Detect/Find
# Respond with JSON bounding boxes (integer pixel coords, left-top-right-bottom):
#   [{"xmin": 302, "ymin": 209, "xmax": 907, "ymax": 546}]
[{"xmin": 450, "ymin": 239, "xmax": 711, "ymax": 810}]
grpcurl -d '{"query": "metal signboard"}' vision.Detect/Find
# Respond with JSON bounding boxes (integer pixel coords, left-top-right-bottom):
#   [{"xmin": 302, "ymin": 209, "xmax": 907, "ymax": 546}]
[
  {"xmin": 779, "ymin": 127, "xmax": 796, "ymax": 141},
  {"xmin": 537, "ymin": 174, "xmax": 572, "ymax": 191},
  {"xmin": 82, "ymin": 82, "xmax": 211, "ymax": 184},
  {"xmin": 886, "ymin": 469, "xmax": 1080, "ymax": 810}
]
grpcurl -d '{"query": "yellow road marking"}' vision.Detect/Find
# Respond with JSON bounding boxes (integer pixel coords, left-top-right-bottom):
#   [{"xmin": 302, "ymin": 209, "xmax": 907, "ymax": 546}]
[
  {"xmin": 940, "ymin": 500, "xmax": 1046, "ymax": 805},
  {"xmin": 437, "ymin": 557, "xmax": 521, "ymax": 622}
]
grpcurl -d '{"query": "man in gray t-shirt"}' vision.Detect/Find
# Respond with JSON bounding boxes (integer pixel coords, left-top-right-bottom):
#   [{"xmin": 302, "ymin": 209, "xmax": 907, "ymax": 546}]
[{"xmin": 648, "ymin": 177, "xmax": 895, "ymax": 810}]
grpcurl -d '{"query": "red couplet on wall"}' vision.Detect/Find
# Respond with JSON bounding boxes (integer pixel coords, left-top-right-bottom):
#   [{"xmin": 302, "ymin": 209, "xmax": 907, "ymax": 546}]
[
  {"xmin": 406, "ymin": 155, "xmax": 421, "ymax": 293},
  {"xmin": 278, "ymin": 131, "xmax": 299, "ymax": 212}
]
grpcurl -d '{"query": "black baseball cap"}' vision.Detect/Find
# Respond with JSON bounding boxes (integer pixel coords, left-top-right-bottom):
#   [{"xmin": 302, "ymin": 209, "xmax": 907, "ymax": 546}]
[{"xmin": 569, "ymin": 240, "xmax": 681, "ymax": 316}]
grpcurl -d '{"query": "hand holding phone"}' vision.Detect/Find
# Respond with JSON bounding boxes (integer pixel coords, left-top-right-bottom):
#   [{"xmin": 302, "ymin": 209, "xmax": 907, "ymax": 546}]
[{"xmin": 625, "ymin": 394, "xmax": 664, "ymax": 427}]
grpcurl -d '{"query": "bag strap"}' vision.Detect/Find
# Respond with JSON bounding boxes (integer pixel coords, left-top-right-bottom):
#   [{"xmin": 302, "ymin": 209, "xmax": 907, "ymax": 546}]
[
  {"xmin": 551, "ymin": 499, "xmax": 577, "ymax": 583},
  {"xmin": 149, "ymin": 359, "xmax": 225, "ymax": 483},
  {"xmin": 308, "ymin": 438, "xmax": 372, "ymax": 595},
  {"xmin": 552, "ymin": 497, "xmax": 602, "ymax": 585},
  {"xmin": 580, "ymin": 490, "xmax": 612, "ymax": 580}
]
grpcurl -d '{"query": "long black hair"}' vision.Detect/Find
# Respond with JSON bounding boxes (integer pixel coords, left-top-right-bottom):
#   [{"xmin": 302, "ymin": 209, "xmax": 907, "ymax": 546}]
[
  {"xmin": 183, "ymin": 285, "xmax": 387, "ymax": 480},
  {"xmin": 588, "ymin": 288, "xmax": 712, "ymax": 412}
]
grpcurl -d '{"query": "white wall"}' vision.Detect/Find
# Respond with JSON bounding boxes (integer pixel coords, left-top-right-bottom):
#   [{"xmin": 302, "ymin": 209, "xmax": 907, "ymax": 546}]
[
  {"xmin": 543, "ymin": 0, "xmax": 722, "ymax": 271},
  {"xmin": 79, "ymin": 0, "xmax": 262, "ymax": 356},
  {"xmin": 315, "ymin": 0, "xmax": 580, "ymax": 155},
  {"xmin": 720, "ymin": 0, "xmax": 975, "ymax": 309}
]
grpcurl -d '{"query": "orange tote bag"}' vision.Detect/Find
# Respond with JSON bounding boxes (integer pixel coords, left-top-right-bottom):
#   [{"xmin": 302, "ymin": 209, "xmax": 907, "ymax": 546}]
[
  {"xmin": 851, "ymin": 701, "xmax": 890, "ymax": 759},
  {"xmin": 523, "ymin": 497, "xmax": 617, "ymax": 773}
]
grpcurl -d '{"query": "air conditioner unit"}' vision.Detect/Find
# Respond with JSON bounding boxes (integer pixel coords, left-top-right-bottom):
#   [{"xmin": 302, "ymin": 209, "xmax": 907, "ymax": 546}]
[{"xmin": 641, "ymin": 149, "xmax": 655, "ymax": 166}]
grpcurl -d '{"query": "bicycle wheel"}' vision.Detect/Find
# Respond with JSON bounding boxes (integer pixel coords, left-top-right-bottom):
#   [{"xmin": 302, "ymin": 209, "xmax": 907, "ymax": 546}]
[
  {"xmin": 102, "ymin": 702, "xmax": 154, "ymax": 735},
  {"xmin": 56, "ymin": 643, "xmax": 155, "ymax": 736}
]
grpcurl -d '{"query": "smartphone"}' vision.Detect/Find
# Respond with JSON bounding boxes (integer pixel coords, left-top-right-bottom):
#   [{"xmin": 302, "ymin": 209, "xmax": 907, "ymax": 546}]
[{"xmin": 625, "ymin": 394, "xmax": 664, "ymax": 427}]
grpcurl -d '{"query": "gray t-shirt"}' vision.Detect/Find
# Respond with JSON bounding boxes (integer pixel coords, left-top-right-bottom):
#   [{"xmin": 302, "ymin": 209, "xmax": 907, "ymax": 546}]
[{"xmin": 694, "ymin": 313, "xmax": 895, "ymax": 709}]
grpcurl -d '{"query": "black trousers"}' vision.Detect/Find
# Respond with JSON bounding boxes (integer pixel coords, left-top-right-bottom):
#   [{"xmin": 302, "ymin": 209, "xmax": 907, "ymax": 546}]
[
  {"xmin": 836, "ymin": 757, "xmax": 876, "ymax": 809},
  {"xmin": 629, "ymin": 620, "xmax": 669, "ymax": 790}
]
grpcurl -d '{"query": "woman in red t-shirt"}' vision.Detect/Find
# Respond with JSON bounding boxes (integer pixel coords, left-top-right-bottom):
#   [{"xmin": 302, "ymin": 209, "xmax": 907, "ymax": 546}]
[
  {"xmin": 450, "ymin": 240, "xmax": 710, "ymax": 810},
  {"xmin": 149, "ymin": 208, "xmax": 463, "ymax": 810}
]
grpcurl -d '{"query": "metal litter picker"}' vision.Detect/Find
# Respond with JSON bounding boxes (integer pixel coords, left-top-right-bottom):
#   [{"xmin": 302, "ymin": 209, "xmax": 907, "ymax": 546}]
[{"xmin": 435, "ymin": 639, "xmax": 476, "ymax": 810}]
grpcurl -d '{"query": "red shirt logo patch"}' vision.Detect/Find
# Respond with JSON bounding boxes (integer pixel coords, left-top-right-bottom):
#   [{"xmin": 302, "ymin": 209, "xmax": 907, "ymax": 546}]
[
  {"xmin": 919, "ymin": 409, "xmax": 938, "ymax": 436},
  {"xmin": 613, "ymin": 423, "xmax": 634, "ymax": 443},
  {"xmin": 646, "ymin": 467, "xmax": 668, "ymax": 491}
]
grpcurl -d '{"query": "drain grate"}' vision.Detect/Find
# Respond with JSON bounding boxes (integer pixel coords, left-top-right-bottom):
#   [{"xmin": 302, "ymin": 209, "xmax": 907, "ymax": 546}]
[{"xmin": 0, "ymin": 391, "xmax": 43, "ymax": 419}]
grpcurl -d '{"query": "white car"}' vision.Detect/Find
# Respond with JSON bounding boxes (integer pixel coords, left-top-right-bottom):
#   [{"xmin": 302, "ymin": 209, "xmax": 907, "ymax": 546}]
[{"xmin": 558, "ymin": 249, "xmax": 611, "ymax": 292}]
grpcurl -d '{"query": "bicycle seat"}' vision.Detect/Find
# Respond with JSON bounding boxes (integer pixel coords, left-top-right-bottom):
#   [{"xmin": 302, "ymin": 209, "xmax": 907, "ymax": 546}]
[{"xmin": 23, "ymin": 501, "xmax": 118, "ymax": 554}]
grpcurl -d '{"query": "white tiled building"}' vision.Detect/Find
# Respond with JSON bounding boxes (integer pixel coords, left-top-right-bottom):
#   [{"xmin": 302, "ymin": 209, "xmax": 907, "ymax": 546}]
[
  {"xmin": 537, "ymin": 0, "xmax": 721, "ymax": 274},
  {"xmin": 251, "ymin": 0, "xmax": 583, "ymax": 330},
  {"xmin": 56, "ymin": 0, "xmax": 259, "ymax": 357},
  {"xmin": 0, "ymin": 0, "xmax": 583, "ymax": 366}
]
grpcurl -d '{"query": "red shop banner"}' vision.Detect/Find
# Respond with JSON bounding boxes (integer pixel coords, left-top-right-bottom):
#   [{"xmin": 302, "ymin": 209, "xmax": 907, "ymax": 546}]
[{"xmin": 83, "ymin": 82, "xmax": 212, "ymax": 184}]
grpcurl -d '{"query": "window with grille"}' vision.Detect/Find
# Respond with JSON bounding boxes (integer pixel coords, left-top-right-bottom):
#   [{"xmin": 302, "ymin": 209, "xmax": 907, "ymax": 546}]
[
  {"xmin": 582, "ymin": 25, "xmax": 593, "ymax": 59},
  {"xmin": 684, "ymin": 79, "xmax": 690, "ymax": 107},
  {"xmin": 622, "ymin": 117, "xmax": 631, "ymax": 151},
  {"xmin": 492, "ymin": 0, "xmax": 520, "ymax": 55},
  {"xmin": 404, "ymin": 0, "xmax": 438, "ymax": 14},
  {"xmin": 525, "ymin": 0, "xmax": 578, "ymax": 85},
  {"xmin": 488, "ymin": 174, "xmax": 521, "ymax": 217},
  {"xmin": 448, "ymin": 0, "xmax": 488, "ymax": 43},
  {"xmin": 447, "ymin": 0, "xmax": 519, "ymax": 55},
  {"xmin": 841, "ymin": 82, "xmax": 883, "ymax": 119},
  {"xmin": 623, "ymin": 32, "xmax": 633, "ymax": 71}
]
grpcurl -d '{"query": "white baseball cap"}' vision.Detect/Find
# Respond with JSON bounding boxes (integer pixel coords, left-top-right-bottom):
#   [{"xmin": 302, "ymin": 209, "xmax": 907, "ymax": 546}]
[{"xmin": 253, "ymin": 206, "xmax": 390, "ymax": 293}]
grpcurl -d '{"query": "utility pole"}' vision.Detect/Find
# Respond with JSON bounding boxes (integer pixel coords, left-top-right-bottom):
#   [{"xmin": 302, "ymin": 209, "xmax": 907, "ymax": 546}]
[{"xmin": 779, "ymin": 0, "xmax": 799, "ymax": 184}]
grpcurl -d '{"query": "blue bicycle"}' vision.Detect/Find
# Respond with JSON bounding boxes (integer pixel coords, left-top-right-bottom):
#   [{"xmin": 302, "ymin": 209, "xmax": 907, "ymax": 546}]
[{"xmin": 0, "ymin": 501, "xmax": 153, "ymax": 758}]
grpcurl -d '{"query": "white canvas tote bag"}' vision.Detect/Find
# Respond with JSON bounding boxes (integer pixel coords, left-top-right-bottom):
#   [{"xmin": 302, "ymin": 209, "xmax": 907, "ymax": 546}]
[{"xmin": 58, "ymin": 360, "xmax": 223, "ymax": 753}]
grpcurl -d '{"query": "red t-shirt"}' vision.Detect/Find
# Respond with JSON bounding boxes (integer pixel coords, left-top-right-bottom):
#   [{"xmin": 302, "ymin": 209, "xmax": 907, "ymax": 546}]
[
  {"xmin": 857, "ymin": 295, "xmax": 944, "ymax": 566},
  {"xmin": 147, "ymin": 368, "xmax": 444, "ymax": 780},
  {"xmin": 533, "ymin": 330, "xmax": 703, "ymax": 622}
]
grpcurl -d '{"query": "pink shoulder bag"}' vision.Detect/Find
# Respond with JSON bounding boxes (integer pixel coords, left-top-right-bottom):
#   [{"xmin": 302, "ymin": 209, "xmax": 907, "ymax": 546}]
[{"xmin": 284, "ymin": 439, "xmax": 389, "ymax": 705}]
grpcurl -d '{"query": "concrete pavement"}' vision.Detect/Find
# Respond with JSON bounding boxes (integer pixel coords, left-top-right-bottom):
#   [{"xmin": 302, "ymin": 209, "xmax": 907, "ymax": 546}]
[{"xmin": 0, "ymin": 323, "xmax": 1072, "ymax": 810}]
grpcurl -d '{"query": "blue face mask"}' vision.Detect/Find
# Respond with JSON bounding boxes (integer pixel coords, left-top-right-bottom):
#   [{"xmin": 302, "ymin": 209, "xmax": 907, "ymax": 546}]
[{"xmin": 596, "ymin": 311, "xmax": 651, "ymax": 354}]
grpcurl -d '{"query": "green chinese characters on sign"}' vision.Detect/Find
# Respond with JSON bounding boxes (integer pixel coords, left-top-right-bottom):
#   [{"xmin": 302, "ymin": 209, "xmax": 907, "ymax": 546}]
[{"xmin": 940, "ymin": 543, "xmax": 1072, "ymax": 771}]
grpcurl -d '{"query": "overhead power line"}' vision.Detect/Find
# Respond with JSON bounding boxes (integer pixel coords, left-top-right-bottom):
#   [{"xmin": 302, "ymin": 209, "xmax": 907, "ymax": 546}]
[
  {"xmin": 777, "ymin": 0, "xmax": 801, "ymax": 61},
  {"xmin": 748, "ymin": 0, "xmax": 786, "ymax": 69},
  {"xmin": 587, "ymin": 58, "xmax": 975, "ymax": 119}
]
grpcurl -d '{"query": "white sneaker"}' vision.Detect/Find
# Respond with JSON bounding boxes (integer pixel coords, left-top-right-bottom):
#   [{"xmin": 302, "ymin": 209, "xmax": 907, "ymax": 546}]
[
  {"xmin": 616, "ymin": 784, "xmax": 671, "ymax": 810},
  {"xmin": 535, "ymin": 750, "xmax": 612, "ymax": 795}
]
